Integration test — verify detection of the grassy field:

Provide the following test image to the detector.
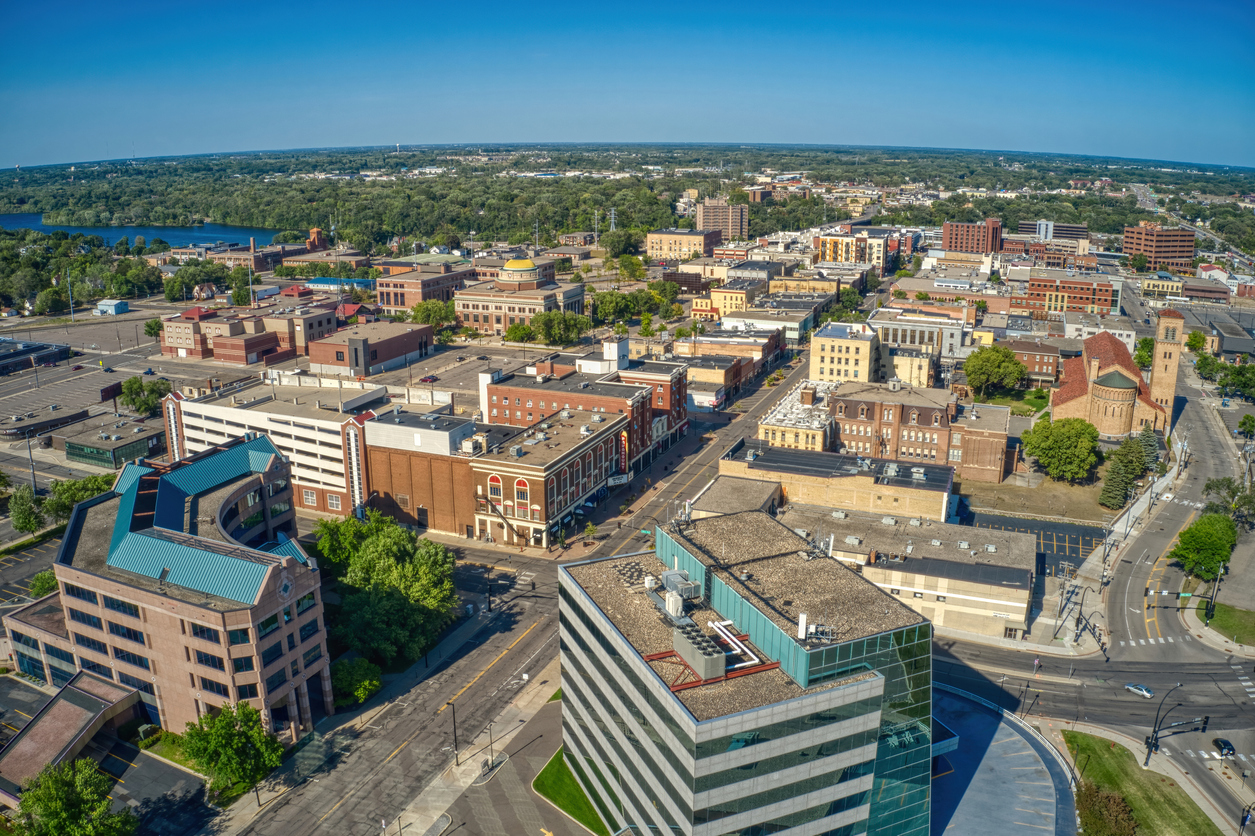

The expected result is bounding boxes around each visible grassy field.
[532,747,610,836]
[1064,731,1223,836]
[1198,600,1255,645]
[980,387,1050,416]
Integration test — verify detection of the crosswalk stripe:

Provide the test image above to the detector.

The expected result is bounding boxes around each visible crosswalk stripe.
[1167,637,1174,643]
[1161,748,1170,756]
[1120,640,1126,647]
[1139,639,1146,645]
[1185,635,1192,642]
[1240,754,1249,762]
[1201,751,1210,759]
[1188,750,1196,757]
[1158,637,1165,644]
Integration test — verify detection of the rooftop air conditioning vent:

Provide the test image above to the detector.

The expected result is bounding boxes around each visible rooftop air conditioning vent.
[957,540,970,550]
[832,510,847,519]
[930,539,942,546]
[844,535,861,546]
[909,518,922,527]
[881,517,896,526]
[985,544,997,553]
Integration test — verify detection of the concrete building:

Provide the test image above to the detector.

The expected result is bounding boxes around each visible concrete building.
[1017,220,1088,241]
[867,308,969,371]
[560,512,933,836]
[721,309,814,348]
[695,197,749,241]
[1049,313,1181,437]
[677,258,744,283]
[941,220,1002,254]
[51,415,166,469]
[814,231,894,272]
[1063,313,1137,353]
[757,381,839,452]
[672,329,783,373]
[1122,222,1195,273]
[647,229,722,260]
[1140,271,1184,303]
[307,321,433,377]
[453,258,585,336]
[1008,269,1119,316]
[811,322,880,383]
[1181,277,1231,304]
[3,436,331,741]
[543,246,593,264]
[720,445,954,522]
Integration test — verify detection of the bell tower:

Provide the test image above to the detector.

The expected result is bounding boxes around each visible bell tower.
[1149,309,1183,412]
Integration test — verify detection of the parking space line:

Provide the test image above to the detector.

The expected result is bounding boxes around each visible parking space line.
[2,723,19,732]
[106,752,137,769]
[12,710,31,719]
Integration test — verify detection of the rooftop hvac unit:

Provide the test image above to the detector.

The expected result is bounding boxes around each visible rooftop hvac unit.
[675,580,701,600]
[539,423,552,430]
[844,535,861,546]
[832,510,847,519]
[985,544,997,553]
[579,425,591,435]
[912,471,926,481]
[957,540,970,550]
[536,432,548,441]
[909,518,922,527]
[590,414,603,423]
[644,575,659,591]
[881,517,896,526]
[560,410,572,419]
[930,539,942,546]
[509,444,523,457]
[578,381,590,389]
[911,467,925,474]
[665,590,685,618]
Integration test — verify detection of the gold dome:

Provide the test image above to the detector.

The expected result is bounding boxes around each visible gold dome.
[503,258,537,271]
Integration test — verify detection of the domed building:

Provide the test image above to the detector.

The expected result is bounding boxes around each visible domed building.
[1049,310,1181,437]
[454,255,586,336]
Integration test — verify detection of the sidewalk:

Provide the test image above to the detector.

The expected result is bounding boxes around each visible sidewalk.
[1038,717,1245,835]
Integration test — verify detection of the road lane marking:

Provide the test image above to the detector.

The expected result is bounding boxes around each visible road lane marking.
[1120,641,1126,647]
[438,620,540,713]
[1167,637,1173,642]
[1139,639,1145,645]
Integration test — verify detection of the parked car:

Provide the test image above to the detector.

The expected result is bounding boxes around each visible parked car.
[455,356,466,361]
[1214,738,1235,757]
[1124,683,1154,699]
[419,375,438,383]
[476,355,489,361]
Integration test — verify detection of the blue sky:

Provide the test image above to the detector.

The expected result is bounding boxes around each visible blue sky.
[2,0,1253,169]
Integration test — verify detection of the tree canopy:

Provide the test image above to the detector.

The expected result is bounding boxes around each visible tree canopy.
[409,300,455,327]
[41,474,117,523]
[1021,417,1099,483]
[119,376,172,416]
[963,345,1026,399]
[9,484,43,534]
[1170,513,1237,580]
[1132,337,1154,368]
[13,758,137,836]
[182,702,283,792]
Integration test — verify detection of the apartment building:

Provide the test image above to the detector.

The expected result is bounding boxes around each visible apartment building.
[646,228,722,260]
[758,380,839,451]
[1003,339,1061,384]
[814,231,893,271]
[560,512,932,836]
[163,380,377,517]
[3,436,330,741]
[1007,268,1118,316]
[867,307,968,369]
[1122,222,1195,272]
[307,321,433,377]
[941,220,1002,254]
[885,347,935,388]
[690,278,768,321]
[811,322,880,383]
[682,354,756,412]
[1016,220,1089,241]
[1063,312,1137,353]
[694,197,749,241]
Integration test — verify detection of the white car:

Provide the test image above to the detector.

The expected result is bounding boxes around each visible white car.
[1124,683,1154,699]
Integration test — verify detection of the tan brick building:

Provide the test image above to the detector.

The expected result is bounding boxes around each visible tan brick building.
[810,322,879,383]
[1122,222,1195,272]
[646,229,722,260]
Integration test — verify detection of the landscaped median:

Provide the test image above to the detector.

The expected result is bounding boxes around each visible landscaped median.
[1063,730,1223,836]
[532,746,612,836]
[1197,599,1255,646]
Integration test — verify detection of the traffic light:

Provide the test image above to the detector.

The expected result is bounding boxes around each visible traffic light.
[1202,716,1210,732]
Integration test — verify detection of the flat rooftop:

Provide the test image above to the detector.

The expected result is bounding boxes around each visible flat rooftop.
[477,410,629,467]
[492,371,647,401]
[831,380,954,410]
[814,322,875,341]
[952,403,1010,433]
[759,380,840,430]
[314,321,430,345]
[55,415,164,450]
[743,444,954,494]
[565,549,880,721]
[690,476,779,515]
[187,380,389,424]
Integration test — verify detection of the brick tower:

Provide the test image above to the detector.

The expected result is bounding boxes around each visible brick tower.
[1149,309,1183,412]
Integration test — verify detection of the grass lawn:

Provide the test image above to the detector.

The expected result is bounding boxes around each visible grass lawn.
[532,747,610,836]
[979,387,1050,416]
[1197,599,1255,646]
[956,460,1108,522]
[547,687,563,703]
[1064,731,1223,836]
[146,732,198,773]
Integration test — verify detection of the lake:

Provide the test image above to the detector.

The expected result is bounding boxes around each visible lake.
[0,213,279,248]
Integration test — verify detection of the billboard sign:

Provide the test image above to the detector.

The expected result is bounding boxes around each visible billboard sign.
[100,382,123,402]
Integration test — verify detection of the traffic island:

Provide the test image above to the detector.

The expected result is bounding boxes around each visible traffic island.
[532,747,611,836]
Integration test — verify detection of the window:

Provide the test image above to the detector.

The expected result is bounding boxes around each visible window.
[104,596,140,618]
[229,628,250,646]
[233,656,255,673]
[335,351,345,361]
[108,622,145,645]
[291,660,300,677]
[195,650,225,671]
[937,595,947,602]
[287,633,297,651]
[265,669,288,694]
[327,495,341,511]
[191,624,220,644]
[74,633,108,654]
[257,614,280,639]
[913,592,923,599]
[113,647,150,670]
[890,589,901,595]
[303,490,316,506]
[200,677,230,698]
[118,672,154,694]
[80,658,112,679]
[44,644,74,665]
[238,683,259,700]
[68,608,103,630]
[261,642,284,666]
[296,592,316,615]
[300,619,320,643]
[63,583,98,605]
[303,644,323,666]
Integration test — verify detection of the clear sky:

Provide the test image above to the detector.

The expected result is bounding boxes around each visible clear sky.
[2,0,1253,169]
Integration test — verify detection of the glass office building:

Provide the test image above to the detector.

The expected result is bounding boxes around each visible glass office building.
[559,510,931,836]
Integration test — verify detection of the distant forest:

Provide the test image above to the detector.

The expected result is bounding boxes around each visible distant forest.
[1,144,1253,254]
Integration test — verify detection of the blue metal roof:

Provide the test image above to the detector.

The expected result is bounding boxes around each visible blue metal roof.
[160,435,280,497]
[110,531,269,606]
[110,464,153,555]
[258,538,308,565]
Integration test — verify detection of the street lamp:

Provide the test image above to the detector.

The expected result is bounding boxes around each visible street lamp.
[447,701,459,766]
[1145,683,1183,767]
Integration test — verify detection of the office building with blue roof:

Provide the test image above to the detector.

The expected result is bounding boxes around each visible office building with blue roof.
[2,434,332,742]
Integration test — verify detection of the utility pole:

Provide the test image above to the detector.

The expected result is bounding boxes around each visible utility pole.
[609,207,616,232]
[447,701,459,766]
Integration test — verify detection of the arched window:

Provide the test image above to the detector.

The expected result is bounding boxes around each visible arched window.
[515,478,529,504]
[488,474,502,499]
[547,477,556,513]
[573,461,583,494]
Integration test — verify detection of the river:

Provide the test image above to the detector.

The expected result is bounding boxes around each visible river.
[0,213,279,248]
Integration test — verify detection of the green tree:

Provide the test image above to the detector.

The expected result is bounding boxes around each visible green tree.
[29,569,58,598]
[313,510,395,577]
[668,303,685,319]
[1201,476,1255,525]
[1021,417,1100,483]
[12,758,137,836]
[182,703,283,792]
[409,300,455,327]
[435,330,454,345]
[33,287,67,315]
[599,230,641,259]
[914,291,930,301]
[335,585,433,665]
[1132,337,1154,368]
[975,300,988,312]
[1240,414,1255,439]
[638,311,654,337]
[0,469,10,495]
[1098,459,1131,509]
[963,345,1027,399]
[674,326,691,340]
[891,289,907,299]
[330,657,383,707]
[1185,329,1206,352]
[230,285,250,307]
[646,280,681,306]
[1129,252,1149,272]
[143,318,163,342]
[1170,513,1237,580]
[838,287,862,312]
[504,323,535,342]
[618,255,646,281]
[592,290,634,324]
[9,485,44,534]
[613,321,628,337]
[41,474,117,524]
[1138,424,1159,464]
[118,376,172,417]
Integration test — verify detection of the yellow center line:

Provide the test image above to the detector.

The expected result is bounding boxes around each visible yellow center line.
[318,797,347,823]
[438,620,540,714]
[1145,510,1194,638]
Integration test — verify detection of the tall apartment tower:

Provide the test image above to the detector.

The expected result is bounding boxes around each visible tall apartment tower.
[695,197,749,241]
[1149,309,1183,411]
[941,219,1002,254]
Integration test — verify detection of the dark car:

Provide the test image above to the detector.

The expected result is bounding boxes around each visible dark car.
[455,356,466,361]
[142,368,154,375]
[1214,738,1235,757]
[476,355,489,361]
[419,375,438,383]
[101,367,113,373]
[71,364,83,370]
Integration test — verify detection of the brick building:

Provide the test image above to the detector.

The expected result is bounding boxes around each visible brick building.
[810,322,880,383]
[941,219,1003,254]
[3,436,331,742]
[1003,339,1061,384]
[375,264,476,316]
[1122,222,1195,272]
[1008,270,1118,316]
[453,258,584,336]
[307,321,433,377]
[813,231,893,271]
[646,229,722,260]
[694,197,749,242]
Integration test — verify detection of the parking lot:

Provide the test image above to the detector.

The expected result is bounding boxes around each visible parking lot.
[95,738,216,832]
[0,676,51,747]
[0,537,59,604]
[970,513,1106,576]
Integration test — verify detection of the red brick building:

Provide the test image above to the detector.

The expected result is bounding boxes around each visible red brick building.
[1002,339,1061,384]
[1122,222,1195,272]
[1008,272,1117,316]
[942,219,1003,254]
[307,321,433,377]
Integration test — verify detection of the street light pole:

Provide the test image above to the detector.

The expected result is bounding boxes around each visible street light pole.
[447,701,459,766]
[1145,683,1183,767]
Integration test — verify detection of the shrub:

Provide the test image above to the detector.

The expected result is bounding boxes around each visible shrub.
[137,731,163,749]
[331,657,383,707]
[1075,780,1138,836]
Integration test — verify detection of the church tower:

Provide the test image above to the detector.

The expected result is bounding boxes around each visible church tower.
[1149,309,1183,413]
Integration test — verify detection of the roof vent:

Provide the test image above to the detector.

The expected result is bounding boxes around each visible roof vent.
[881,516,896,526]
[844,535,861,546]
[908,518,922,527]
[957,540,970,550]
[985,544,997,553]
[930,539,942,546]
[831,510,847,519]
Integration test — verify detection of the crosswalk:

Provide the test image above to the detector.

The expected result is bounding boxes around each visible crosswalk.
[1119,635,1190,647]
[1183,750,1249,761]
[1233,663,1255,700]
